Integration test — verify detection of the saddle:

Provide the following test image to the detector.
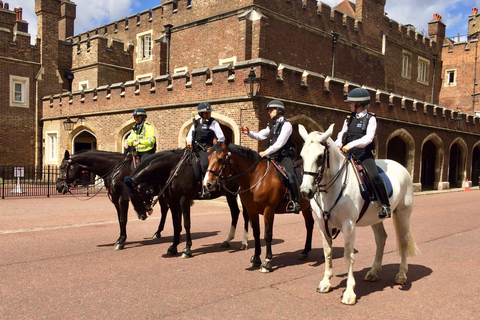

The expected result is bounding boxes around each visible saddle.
[189,151,204,183]
[271,159,303,187]
[352,159,393,201]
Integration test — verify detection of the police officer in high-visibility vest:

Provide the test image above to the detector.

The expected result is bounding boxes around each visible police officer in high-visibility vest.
[186,102,225,174]
[335,88,391,219]
[241,100,301,213]
[124,108,156,162]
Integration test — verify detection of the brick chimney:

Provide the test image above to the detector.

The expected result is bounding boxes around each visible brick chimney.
[469,7,480,38]
[14,7,29,33]
[428,13,446,43]
[59,0,76,40]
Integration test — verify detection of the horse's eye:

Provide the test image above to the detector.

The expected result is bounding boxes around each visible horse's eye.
[218,158,224,163]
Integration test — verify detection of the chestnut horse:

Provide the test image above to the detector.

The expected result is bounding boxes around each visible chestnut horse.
[298,124,419,304]
[204,141,315,272]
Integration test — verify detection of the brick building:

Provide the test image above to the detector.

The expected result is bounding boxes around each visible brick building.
[2,0,480,191]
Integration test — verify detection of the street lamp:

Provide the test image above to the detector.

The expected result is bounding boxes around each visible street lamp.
[454,114,463,130]
[63,116,85,131]
[244,67,261,97]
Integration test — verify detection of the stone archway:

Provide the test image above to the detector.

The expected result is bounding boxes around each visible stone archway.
[386,128,415,177]
[448,138,467,188]
[289,115,324,160]
[471,142,480,186]
[71,128,97,184]
[420,133,444,190]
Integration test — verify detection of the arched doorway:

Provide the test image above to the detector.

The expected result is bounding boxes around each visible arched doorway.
[387,136,407,167]
[72,129,97,184]
[448,143,463,188]
[421,140,436,190]
[472,146,480,186]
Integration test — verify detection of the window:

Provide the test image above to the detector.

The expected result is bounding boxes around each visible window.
[417,57,429,84]
[79,80,89,91]
[445,69,457,86]
[402,51,412,79]
[137,30,153,62]
[9,75,29,108]
[47,132,58,162]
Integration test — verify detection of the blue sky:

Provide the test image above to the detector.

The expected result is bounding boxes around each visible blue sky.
[12,0,480,43]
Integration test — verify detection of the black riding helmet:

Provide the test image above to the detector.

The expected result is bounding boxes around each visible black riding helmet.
[133,108,147,118]
[197,102,213,116]
[265,100,285,115]
[344,88,371,106]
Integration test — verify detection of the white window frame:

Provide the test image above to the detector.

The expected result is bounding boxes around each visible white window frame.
[219,56,237,66]
[10,75,29,108]
[417,57,429,85]
[136,30,153,63]
[79,80,89,91]
[402,51,412,79]
[46,132,58,163]
[444,69,457,86]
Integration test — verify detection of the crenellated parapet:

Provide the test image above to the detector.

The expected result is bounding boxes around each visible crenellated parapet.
[0,3,38,61]
[42,58,480,134]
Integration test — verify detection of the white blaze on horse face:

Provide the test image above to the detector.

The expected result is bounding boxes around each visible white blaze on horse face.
[300,133,323,196]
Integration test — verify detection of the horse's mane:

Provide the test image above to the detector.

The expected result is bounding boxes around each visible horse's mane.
[75,149,123,156]
[134,148,184,171]
[211,143,261,161]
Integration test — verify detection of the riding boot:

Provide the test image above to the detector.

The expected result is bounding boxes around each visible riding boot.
[374,181,391,219]
[286,173,301,214]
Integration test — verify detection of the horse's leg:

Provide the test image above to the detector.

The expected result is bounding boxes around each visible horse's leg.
[181,197,193,258]
[240,202,249,250]
[364,222,387,282]
[153,197,169,239]
[299,206,315,260]
[341,221,357,305]
[249,212,262,268]
[114,197,129,250]
[311,210,334,293]
[221,193,241,248]
[260,208,275,273]
[167,201,182,256]
[392,209,418,285]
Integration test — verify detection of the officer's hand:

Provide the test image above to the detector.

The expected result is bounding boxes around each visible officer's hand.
[240,126,250,134]
[259,151,267,157]
[342,145,351,153]
[124,140,130,149]
[186,142,192,148]
[133,141,140,147]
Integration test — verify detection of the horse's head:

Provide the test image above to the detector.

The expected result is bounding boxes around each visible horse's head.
[124,175,157,220]
[56,150,81,194]
[204,141,232,192]
[298,124,334,199]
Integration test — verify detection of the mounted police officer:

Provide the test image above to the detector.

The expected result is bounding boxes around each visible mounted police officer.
[186,102,225,178]
[124,108,156,163]
[241,100,300,213]
[335,88,391,219]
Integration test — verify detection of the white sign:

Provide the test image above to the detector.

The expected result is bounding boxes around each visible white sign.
[13,167,25,178]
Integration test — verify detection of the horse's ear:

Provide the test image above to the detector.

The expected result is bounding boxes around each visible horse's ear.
[64,150,70,159]
[298,124,309,142]
[325,124,335,138]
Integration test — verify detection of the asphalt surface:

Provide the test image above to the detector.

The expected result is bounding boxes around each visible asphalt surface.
[0,189,479,319]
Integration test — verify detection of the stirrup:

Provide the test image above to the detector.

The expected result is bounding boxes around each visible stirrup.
[286,200,300,213]
[378,205,391,219]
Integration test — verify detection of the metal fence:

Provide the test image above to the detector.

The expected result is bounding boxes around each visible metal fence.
[1,165,105,199]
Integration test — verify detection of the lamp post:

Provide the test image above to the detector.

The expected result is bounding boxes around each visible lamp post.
[63,116,85,131]
[244,67,261,97]
[454,114,463,130]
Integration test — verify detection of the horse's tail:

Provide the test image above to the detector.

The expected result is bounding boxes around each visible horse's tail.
[392,213,420,257]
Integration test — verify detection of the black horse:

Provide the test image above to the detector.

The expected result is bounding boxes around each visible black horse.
[56,149,169,250]
[124,148,250,258]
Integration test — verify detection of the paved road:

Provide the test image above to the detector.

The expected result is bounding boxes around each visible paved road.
[0,190,479,319]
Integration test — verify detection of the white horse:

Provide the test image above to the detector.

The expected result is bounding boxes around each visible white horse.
[298,124,419,305]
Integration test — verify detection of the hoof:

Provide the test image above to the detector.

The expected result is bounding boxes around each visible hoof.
[240,243,249,250]
[250,255,261,268]
[316,285,331,293]
[137,214,147,221]
[298,253,309,260]
[395,274,407,285]
[260,259,272,273]
[152,232,161,239]
[341,293,357,305]
[114,243,124,250]
[167,246,178,256]
[364,273,378,282]
[181,248,193,258]
[220,241,231,248]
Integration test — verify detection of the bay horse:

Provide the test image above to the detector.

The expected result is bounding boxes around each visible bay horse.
[298,124,419,305]
[203,141,315,272]
[56,149,169,250]
[124,148,250,258]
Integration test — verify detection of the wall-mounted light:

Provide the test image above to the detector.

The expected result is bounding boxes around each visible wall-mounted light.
[454,113,463,130]
[63,116,85,131]
[244,67,261,97]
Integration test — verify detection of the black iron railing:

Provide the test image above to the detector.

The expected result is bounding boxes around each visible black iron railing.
[1,165,105,199]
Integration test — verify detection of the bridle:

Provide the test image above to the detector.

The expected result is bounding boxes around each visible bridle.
[302,141,330,190]
[206,149,268,195]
